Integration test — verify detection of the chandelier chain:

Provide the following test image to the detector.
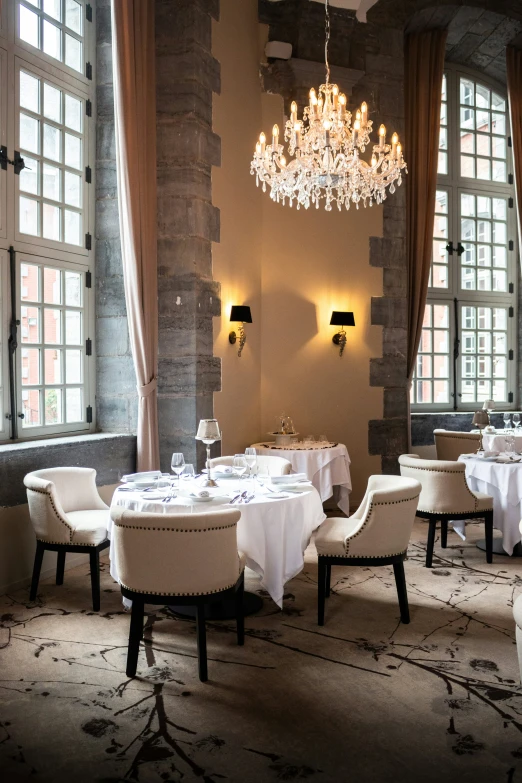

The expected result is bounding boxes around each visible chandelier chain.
[324,0,330,85]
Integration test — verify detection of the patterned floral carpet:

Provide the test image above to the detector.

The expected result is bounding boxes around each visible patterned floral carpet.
[1,520,521,783]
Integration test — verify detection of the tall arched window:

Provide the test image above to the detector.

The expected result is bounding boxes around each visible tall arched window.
[411,66,517,411]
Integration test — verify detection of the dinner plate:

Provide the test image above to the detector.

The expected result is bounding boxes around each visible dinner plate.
[265,492,289,499]
[140,491,168,500]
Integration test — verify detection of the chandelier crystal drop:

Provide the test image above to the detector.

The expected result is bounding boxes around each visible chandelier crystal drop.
[250,0,407,211]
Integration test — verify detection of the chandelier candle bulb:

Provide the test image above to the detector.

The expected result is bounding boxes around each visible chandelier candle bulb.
[259,132,266,154]
[371,153,377,167]
[396,143,402,159]
[256,141,261,156]
[332,84,339,109]
[294,122,301,148]
[272,124,279,147]
[291,101,297,123]
[339,93,346,117]
[379,124,386,149]
[361,101,367,126]
[391,132,398,158]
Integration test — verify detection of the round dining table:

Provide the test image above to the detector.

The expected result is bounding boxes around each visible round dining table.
[458,453,522,555]
[251,441,351,514]
[108,477,326,609]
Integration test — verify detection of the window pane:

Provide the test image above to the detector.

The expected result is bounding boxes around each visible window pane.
[20,113,40,154]
[43,0,61,21]
[476,84,490,109]
[476,158,491,180]
[43,163,61,201]
[22,389,41,426]
[21,348,40,385]
[493,160,506,182]
[20,6,39,48]
[21,264,40,301]
[43,20,61,61]
[64,210,80,245]
[64,171,81,207]
[492,113,505,134]
[43,267,61,304]
[66,387,82,422]
[45,348,62,384]
[65,0,82,34]
[20,196,39,235]
[65,94,82,132]
[45,388,63,425]
[65,310,81,344]
[65,270,81,305]
[66,349,82,383]
[44,307,61,343]
[21,305,40,342]
[460,131,474,154]
[20,157,39,195]
[65,34,82,72]
[43,123,61,162]
[43,82,61,123]
[461,155,475,178]
[20,71,40,113]
[460,78,474,106]
[64,133,81,169]
[42,203,61,241]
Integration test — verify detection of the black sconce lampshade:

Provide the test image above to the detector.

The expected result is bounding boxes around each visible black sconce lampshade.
[230,305,252,323]
[330,310,355,327]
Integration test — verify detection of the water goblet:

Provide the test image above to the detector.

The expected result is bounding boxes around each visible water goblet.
[504,413,512,430]
[182,464,195,481]
[513,413,521,432]
[171,452,185,488]
[505,435,516,459]
[233,454,247,480]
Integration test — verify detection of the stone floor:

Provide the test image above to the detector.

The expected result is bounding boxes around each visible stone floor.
[1,520,521,783]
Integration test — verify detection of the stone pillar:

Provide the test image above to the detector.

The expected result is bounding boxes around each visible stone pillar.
[95,0,137,433]
[155,0,222,471]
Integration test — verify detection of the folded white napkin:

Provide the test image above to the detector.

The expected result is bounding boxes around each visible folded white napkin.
[272,473,308,484]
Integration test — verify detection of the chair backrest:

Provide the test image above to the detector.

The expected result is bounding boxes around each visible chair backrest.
[24,467,108,543]
[434,429,480,461]
[399,453,479,515]
[210,455,292,476]
[111,506,243,596]
[345,475,421,558]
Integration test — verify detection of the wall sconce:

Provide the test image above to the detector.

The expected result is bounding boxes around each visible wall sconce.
[330,311,355,357]
[229,305,252,357]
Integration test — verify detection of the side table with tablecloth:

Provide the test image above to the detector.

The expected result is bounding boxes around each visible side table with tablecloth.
[251,442,351,515]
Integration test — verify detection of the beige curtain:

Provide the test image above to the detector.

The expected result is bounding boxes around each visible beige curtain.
[404,28,448,381]
[111,0,159,471]
[507,47,522,244]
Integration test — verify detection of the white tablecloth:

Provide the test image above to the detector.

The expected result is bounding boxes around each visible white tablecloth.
[459,455,522,554]
[251,442,351,515]
[109,479,326,608]
[483,432,522,453]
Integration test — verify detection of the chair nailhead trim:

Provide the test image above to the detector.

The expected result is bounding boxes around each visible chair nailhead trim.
[345,494,420,555]
[113,522,238,533]
[417,507,493,514]
[320,549,407,559]
[36,537,105,547]
[120,575,242,597]
[28,486,73,543]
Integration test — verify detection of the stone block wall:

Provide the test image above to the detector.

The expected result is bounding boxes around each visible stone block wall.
[95,0,137,434]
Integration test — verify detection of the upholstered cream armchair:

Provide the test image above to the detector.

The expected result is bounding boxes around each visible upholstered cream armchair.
[315,475,421,626]
[210,455,292,476]
[399,454,494,567]
[434,429,480,461]
[24,467,110,610]
[111,506,245,681]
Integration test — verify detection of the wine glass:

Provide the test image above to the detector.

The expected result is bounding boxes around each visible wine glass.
[505,434,516,459]
[182,464,195,481]
[233,454,247,479]
[503,413,512,430]
[171,452,185,487]
[513,413,521,432]
[245,447,257,487]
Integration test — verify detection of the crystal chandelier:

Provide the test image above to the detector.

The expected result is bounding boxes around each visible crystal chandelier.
[250,0,407,211]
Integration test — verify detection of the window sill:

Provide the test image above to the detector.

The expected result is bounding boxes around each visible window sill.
[0,432,137,508]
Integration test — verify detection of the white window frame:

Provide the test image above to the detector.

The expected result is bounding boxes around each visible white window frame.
[0,0,95,442]
[412,64,518,412]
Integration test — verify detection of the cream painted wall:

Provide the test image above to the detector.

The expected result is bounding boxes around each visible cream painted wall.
[260,95,383,503]
[212,0,263,456]
[213,0,384,505]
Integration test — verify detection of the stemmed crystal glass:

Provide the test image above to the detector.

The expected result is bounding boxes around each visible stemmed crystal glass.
[233,454,247,480]
[171,453,185,488]
[182,464,195,481]
[513,413,521,432]
[503,413,512,431]
[245,447,257,486]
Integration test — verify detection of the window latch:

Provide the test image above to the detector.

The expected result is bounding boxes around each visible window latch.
[456,242,464,256]
[0,147,26,175]
[446,241,454,256]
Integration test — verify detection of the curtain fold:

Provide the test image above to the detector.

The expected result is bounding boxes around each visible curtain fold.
[404,28,448,382]
[111,0,159,471]
[507,47,522,245]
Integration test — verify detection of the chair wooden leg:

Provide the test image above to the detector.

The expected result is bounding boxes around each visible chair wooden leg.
[484,511,493,564]
[30,541,45,601]
[236,573,245,646]
[440,519,448,549]
[426,519,437,568]
[89,549,101,612]
[126,599,144,677]
[318,558,326,626]
[326,564,332,598]
[196,604,208,682]
[56,551,66,585]
[393,561,410,624]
